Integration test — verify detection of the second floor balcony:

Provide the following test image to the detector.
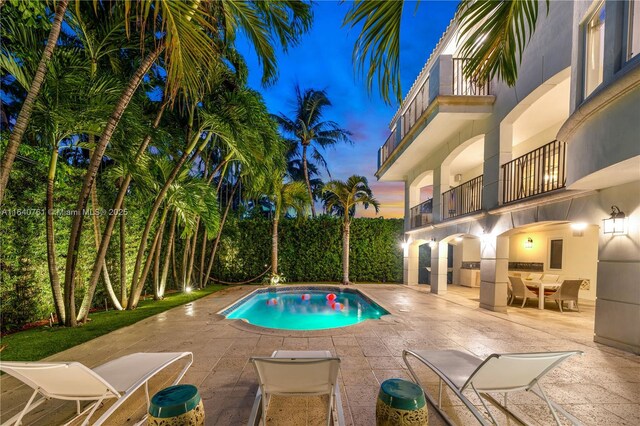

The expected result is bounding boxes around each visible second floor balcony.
[377,57,494,176]
[410,198,433,229]
[442,175,483,220]
[502,140,567,204]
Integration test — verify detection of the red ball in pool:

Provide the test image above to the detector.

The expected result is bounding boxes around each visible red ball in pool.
[326,293,337,302]
[301,293,311,301]
[266,298,278,306]
[333,302,343,311]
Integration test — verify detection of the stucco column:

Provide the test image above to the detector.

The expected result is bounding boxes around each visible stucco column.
[479,234,509,312]
[430,241,448,294]
[432,165,449,223]
[404,242,420,286]
[484,125,511,209]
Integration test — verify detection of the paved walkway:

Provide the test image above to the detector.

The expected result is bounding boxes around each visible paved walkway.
[1,284,638,425]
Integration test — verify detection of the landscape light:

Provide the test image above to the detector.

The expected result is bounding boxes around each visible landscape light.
[185,286,193,293]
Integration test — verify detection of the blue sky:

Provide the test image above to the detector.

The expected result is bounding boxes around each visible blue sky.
[237,1,459,218]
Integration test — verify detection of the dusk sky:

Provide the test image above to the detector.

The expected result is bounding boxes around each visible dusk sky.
[237,1,460,218]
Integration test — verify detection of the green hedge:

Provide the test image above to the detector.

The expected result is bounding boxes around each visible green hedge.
[213,217,404,283]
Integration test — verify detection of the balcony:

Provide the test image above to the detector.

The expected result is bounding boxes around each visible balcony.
[409,198,433,229]
[442,175,483,220]
[502,140,567,204]
[377,56,494,180]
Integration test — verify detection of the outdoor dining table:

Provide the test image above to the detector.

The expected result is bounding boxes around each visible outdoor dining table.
[524,280,560,310]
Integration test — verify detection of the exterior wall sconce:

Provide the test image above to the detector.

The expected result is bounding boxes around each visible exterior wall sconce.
[455,236,463,242]
[429,238,437,248]
[603,206,627,235]
[524,237,534,249]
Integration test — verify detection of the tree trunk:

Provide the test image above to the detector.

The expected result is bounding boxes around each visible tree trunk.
[128,132,212,308]
[160,210,177,298]
[63,46,163,326]
[187,219,200,288]
[0,0,69,205]
[153,212,167,300]
[76,100,168,323]
[119,199,127,306]
[128,207,167,309]
[181,238,191,291]
[342,220,350,285]
[199,230,207,288]
[272,216,279,275]
[171,221,179,289]
[45,145,65,324]
[204,179,240,284]
[301,144,316,217]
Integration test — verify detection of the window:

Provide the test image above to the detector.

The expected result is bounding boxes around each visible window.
[549,239,563,270]
[628,0,640,60]
[584,1,606,97]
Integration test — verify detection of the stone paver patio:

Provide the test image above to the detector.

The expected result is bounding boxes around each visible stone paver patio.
[1,284,638,425]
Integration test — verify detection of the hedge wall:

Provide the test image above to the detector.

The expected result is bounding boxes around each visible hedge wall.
[213,217,404,283]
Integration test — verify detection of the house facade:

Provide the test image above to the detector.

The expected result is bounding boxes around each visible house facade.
[377,0,640,354]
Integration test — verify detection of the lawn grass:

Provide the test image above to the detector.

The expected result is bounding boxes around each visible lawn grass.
[0,285,227,361]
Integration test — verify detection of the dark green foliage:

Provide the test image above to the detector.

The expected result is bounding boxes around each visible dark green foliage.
[214,216,403,283]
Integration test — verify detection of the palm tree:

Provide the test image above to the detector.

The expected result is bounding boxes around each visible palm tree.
[275,86,352,217]
[0,0,69,205]
[63,0,313,325]
[342,0,547,104]
[270,180,309,275]
[323,176,379,285]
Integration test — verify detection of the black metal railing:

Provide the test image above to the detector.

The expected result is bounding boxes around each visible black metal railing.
[501,140,567,204]
[453,58,491,96]
[442,175,483,220]
[409,198,433,229]
[401,78,430,139]
[378,133,395,168]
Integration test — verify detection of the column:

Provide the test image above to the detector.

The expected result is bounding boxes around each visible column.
[430,241,448,294]
[404,243,420,286]
[479,234,509,312]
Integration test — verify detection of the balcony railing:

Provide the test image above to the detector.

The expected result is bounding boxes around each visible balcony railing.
[442,175,483,220]
[453,58,491,96]
[402,78,429,139]
[378,132,395,168]
[409,198,433,229]
[501,140,567,204]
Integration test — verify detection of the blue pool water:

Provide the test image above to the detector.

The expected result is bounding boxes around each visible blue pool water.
[223,287,389,330]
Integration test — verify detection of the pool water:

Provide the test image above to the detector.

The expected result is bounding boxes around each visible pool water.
[223,287,389,330]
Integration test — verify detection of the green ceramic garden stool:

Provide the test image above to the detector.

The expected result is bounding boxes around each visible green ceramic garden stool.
[376,379,428,425]
[147,384,204,426]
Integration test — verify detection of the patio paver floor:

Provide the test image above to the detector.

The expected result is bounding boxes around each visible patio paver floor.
[1,284,638,425]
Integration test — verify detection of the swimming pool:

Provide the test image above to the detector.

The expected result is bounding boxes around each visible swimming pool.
[220,286,389,330]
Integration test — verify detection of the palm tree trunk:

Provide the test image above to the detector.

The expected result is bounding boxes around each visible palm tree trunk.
[342,220,350,285]
[128,132,212,308]
[187,218,200,288]
[0,0,69,205]
[181,238,191,291]
[171,222,179,289]
[76,100,168,323]
[153,212,167,300]
[45,145,65,325]
[199,230,207,287]
[204,179,240,285]
[63,45,163,326]
[119,199,127,306]
[301,144,316,217]
[272,216,279,275]
[128,207,168,309]
[160,210,177,298]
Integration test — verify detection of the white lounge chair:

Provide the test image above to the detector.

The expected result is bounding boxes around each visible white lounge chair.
[0,352,193,426]
[402,349,583,426]
[248,350,344,426]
